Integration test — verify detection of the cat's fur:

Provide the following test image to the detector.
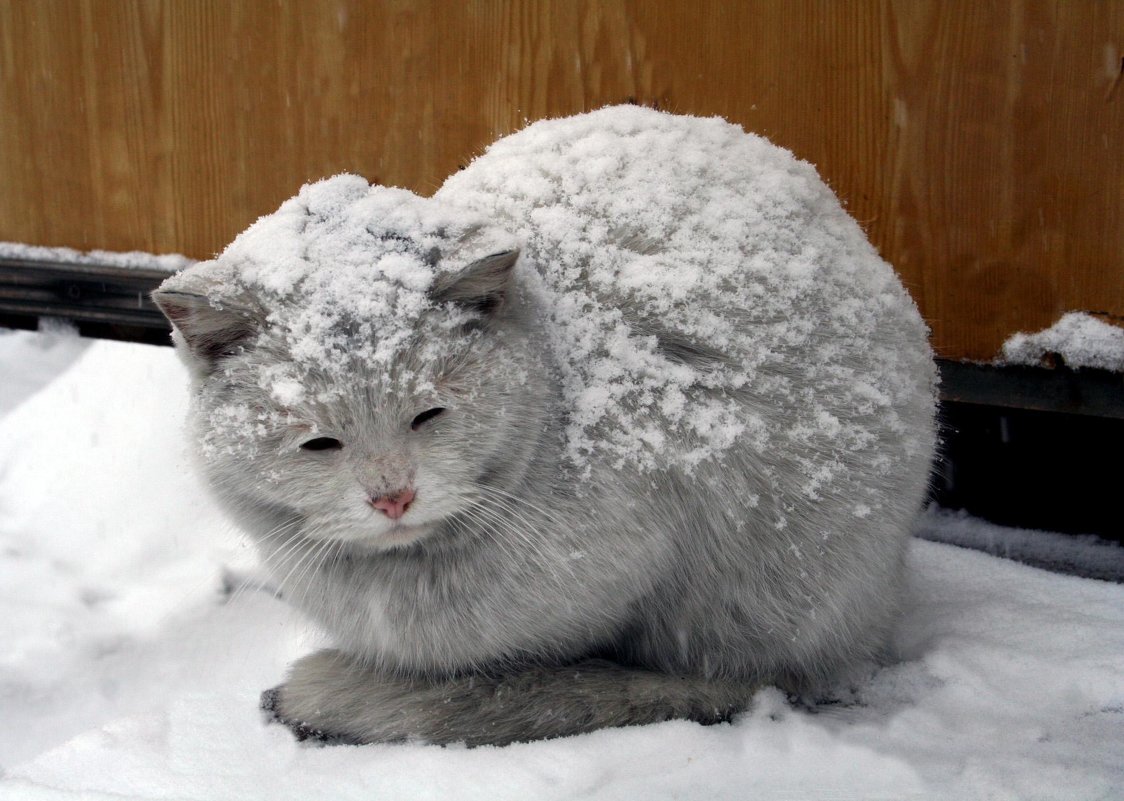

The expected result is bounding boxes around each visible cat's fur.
[154,106,936,746]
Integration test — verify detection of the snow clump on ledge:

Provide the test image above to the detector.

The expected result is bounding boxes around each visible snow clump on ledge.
[0,240,194,273]
[1001,311,1124,372]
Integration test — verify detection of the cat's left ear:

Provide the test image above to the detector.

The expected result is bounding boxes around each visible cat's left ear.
[431,249,520,316]
[152,269,261,374]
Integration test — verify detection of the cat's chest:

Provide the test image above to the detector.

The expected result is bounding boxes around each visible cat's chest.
[303,546,546,667]
[296,514,653,671]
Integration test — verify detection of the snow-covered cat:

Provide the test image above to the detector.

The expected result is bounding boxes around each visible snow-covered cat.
[154,106,936,746]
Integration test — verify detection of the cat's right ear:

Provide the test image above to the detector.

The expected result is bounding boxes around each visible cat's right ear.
[152,279,260,373]
[431,249,520,317]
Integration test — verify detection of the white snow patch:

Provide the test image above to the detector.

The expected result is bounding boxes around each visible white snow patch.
[0,240,194,273]
[1001,311,1124,372]
[0,333,1121,799]
[258,364,306,406]
[0,323,89,416]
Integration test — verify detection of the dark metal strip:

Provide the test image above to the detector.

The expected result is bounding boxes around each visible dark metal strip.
[938,360,1124,420]
[0,256,172,330]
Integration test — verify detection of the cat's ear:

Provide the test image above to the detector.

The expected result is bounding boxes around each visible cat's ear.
[431,249,520,316]
[153,277,260,372]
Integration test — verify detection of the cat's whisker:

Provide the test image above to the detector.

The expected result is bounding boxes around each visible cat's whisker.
[224,516,305,605]
[453,504,523,557]
[458,499,572,585]
[449,483,547,533]
[466,502,553,569]
[285,533,338,609]
[272,531,335,603]
[473,500,579,582]
[454,506,553,584]
[469,489,542,532]
[259,525,314,574]
[467,491,572,576]
[254,517,304,551]
[474,483,563,525]
[262,527,327,599]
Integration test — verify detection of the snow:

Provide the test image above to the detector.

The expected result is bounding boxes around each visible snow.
[1,328,1121,800]
[1001,312,1124,372]
[0,321,89,416]
[0,241,193,273]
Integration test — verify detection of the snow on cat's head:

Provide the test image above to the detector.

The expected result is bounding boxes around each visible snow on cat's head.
[153,175,549,550]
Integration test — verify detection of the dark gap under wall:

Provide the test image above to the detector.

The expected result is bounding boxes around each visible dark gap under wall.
[932,402,1122,543]
[0,311,172,348]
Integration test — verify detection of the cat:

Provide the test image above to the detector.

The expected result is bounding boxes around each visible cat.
[153,105,936,746]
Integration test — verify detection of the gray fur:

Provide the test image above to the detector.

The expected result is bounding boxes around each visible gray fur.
[267,650,753,746]
[154,109,936,747]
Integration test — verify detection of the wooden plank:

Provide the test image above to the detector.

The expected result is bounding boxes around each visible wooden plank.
[0,1,1121,361]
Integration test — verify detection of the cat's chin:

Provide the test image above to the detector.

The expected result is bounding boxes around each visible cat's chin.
[364,522,435,551]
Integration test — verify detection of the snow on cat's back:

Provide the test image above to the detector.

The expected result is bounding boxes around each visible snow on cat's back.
[437,104,935,482]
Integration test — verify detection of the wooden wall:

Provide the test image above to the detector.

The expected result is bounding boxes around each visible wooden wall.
[0,0,1120,361]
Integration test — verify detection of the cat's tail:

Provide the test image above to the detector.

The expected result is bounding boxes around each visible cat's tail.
[264,649,759,746]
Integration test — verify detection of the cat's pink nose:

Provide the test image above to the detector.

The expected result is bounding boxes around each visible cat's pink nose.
[368,488,416,520]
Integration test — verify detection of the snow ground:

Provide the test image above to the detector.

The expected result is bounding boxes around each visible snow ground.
[0,328,1120,801]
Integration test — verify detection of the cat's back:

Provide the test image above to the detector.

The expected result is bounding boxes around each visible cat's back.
[438,106,934,477]
[437,104,899,332]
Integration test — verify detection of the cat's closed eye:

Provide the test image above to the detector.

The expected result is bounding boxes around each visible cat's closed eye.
[410,408,445,431]
[300,437,343,451]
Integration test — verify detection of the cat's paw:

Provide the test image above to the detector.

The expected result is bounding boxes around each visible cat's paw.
[261,649,433,745]
[260,685,355,745]
[260,650,379,744]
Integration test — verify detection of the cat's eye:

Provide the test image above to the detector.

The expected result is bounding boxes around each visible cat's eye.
[300,437,343,452]
[410,407,446,431]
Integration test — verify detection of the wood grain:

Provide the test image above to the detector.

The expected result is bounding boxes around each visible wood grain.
[0,0,1120,360]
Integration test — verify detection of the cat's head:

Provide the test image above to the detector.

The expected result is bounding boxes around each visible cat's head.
[154,176,553,551]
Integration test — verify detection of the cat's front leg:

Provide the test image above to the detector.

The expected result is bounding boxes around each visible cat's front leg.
[263,648,758,746]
